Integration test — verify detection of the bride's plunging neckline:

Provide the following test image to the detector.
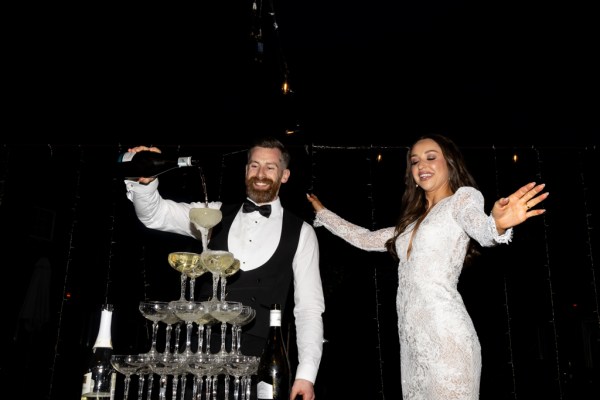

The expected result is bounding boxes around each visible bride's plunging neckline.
[405,194,453,260]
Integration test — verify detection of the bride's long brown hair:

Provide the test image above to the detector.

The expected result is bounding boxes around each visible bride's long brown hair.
[385,134,480,264]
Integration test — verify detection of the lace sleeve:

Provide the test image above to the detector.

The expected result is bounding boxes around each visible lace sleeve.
[453,187,513,247]
[313,209,393,252]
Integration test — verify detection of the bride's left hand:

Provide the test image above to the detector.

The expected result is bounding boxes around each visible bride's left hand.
[492,182,548,233]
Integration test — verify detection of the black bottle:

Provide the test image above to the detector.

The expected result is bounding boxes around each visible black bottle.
[81,304,116,399]
[116,151,200,179]
[256,304,291,400]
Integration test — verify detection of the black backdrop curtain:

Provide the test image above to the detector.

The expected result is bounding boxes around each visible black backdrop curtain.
[0,142,597,399]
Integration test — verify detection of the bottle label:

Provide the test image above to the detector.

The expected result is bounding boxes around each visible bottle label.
[81,371,114,398]
[81,372,93,395]
[257,381,274,399]
[110,372,116,400]
[119,152,135,162]
[177,156,192,167]
[270,310,282,327]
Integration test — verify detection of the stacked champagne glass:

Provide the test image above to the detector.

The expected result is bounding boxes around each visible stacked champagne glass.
[112,206,259,400]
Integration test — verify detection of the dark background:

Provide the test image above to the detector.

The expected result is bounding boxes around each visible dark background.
[1,142,598,400]
[7,1,598,146]
[2,1,599,399]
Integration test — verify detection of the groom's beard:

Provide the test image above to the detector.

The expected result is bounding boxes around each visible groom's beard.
[246,176,281,204]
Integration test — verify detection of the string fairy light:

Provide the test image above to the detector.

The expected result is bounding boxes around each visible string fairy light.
[492,144,518,398]
[534,146,563,396]
[48,144,83,398]
[366,145,387,398]
[579,147,599,328]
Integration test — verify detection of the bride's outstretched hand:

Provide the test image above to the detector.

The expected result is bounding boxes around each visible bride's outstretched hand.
[306,193,326,212]
[492,182,549,233]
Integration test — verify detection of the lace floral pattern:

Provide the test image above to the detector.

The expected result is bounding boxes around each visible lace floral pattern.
[314,186,512,400]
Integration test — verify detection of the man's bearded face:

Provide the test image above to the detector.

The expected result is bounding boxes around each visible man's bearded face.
[246,175,281,203]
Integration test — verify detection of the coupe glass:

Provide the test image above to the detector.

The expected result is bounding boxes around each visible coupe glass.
[168,251,204,301]
[139,301,171,359]
[161,307,181,356]
[129,353,153,400]
[207,301,242,356]
[200,250,236,302]
[110,354,138,400]
[148,353,186,400]
[186,353,212,400]
[170,300,209,358]
[229,306,256,356]
[189,207,223,251]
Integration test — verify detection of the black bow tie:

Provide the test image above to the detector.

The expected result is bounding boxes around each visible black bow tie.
[242,200,272,218]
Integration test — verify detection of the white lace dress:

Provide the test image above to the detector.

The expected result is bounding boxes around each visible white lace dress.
[314,186,512,400]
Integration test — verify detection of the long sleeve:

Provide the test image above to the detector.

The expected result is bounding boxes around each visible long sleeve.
[292,222,325,383]
[451,187,513,247]
[124,178,221,239]
[313,209,394,252]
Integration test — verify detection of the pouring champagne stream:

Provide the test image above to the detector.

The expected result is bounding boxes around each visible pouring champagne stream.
[189,167,223,250]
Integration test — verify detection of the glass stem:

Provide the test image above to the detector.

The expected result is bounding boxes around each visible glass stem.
[189,277,196,302]
[220,322,228,354]
[147,374,154,400]
[150,321,159,356]
[236,326,242,355]
[123,376,131,400]
[192,376,200,400]
[164,324,173,354]
[219,276,227,302]
[174,323,182,353]
[211,375,218,399]
[171,375,179,400]
[181,375,187,400]
[136,375,144,400]
[224,375,230,399]
[211,274,219,301]
[201,233,208,252]
[179,273,187,301]
[159,374,167,400]
[205,325,212,355]
[234,376,240,400]
[231,324,238,354]
[185,321,194,357]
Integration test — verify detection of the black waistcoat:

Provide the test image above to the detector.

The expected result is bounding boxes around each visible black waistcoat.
[199,203,303,355]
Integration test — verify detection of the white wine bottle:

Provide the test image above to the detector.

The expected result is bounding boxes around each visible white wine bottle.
[81,304,116,399]
[256,304,291,400]
[116,151,200,179]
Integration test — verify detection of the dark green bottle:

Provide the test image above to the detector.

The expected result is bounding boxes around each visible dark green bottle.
[81,304,116,399]
[116,151,200,179]
[256,304,291,399]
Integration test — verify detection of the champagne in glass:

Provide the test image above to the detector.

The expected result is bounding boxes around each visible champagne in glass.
[168,251,203,301]
[200,250,236,302]
[189,207,223,251]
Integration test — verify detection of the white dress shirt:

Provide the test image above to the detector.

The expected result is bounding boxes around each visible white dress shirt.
[125,178,325,383]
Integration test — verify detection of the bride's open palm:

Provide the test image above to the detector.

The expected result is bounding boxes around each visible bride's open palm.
[492,182,548,233]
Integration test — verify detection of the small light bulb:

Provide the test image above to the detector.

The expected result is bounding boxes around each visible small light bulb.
[513,154,518,163]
